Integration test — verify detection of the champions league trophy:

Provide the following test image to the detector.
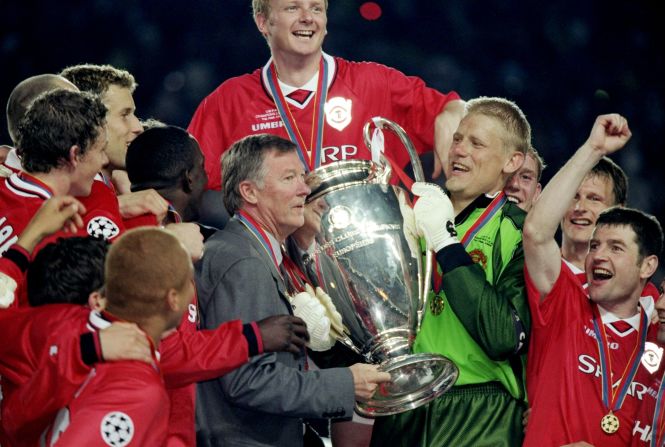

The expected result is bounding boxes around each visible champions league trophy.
[307,117,458,417]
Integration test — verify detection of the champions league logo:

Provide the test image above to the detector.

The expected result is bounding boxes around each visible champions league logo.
[100,411,134,447]
[87,216,120,240]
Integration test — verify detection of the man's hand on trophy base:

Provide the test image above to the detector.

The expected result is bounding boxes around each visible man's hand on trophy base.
[257,315,309,354]
[349,363,392,402]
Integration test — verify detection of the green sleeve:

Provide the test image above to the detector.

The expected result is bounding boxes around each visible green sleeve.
[439,243,530,361]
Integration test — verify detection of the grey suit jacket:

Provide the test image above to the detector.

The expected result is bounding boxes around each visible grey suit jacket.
[195,219,355,447]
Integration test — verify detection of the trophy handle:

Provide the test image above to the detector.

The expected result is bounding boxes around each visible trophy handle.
[362,117,433,331]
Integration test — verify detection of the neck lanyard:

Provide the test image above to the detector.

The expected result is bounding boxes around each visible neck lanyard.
[431,192,507,292]
[591,306,649,435]
[266,57,328,172]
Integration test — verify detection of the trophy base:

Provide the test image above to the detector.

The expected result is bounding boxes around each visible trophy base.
[355,353,458,418]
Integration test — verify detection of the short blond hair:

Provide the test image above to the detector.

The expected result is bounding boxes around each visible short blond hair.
[252,0,329,18]
[104,228,191,321]
[466,97,531,156]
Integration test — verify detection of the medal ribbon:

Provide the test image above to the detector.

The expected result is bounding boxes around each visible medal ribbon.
[236,211,281,274]
[592,307,649,413]
[651,372,665,447]
[282,254,313,293]
[431,192,507,292]
[266,57,328,172]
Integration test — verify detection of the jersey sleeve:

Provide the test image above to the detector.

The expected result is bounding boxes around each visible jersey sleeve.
[159,319,250,388]
[383,64,461,152]
[51,364,168,447]
[188,92,225,190]
[525,259,589,329]
[439,241,529,360]
[1,330,91,443]
[0,244,30,309]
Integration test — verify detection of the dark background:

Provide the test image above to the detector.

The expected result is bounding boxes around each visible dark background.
[2,0,664,275]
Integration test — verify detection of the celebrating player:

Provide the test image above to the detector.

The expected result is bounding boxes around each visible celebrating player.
[522,114,663,446]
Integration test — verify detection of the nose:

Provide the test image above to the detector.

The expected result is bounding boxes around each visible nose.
[299,8,313,22]
[298,176,311,197]
[450,140,468,158]
[505,174,520,192]
[130,114,143,135]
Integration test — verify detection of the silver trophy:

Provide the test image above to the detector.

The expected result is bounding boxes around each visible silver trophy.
[307,117,458,417]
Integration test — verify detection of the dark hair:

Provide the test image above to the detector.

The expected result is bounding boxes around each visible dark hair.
[6,74,77,144]
[27,237,109,306]
[589,157,628,206]
[60,63,137,95]
[126,125,200,190]
[596,206,663,260]
[16,90,107,173]
[222,134,297,215]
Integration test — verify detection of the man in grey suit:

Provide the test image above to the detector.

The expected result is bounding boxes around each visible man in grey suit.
[195,133,391,447]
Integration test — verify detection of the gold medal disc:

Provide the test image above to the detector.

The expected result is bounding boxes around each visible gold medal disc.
[600,412,620,434]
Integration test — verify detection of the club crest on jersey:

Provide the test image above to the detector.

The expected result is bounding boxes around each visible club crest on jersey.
[87,216,120,240]
[641,341,664,374]
[468,249,488,270]
[100,411,134,447]
[324,97,352,131]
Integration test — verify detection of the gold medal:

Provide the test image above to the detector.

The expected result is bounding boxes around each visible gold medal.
[600,412,620,434]
[430,295,445,315]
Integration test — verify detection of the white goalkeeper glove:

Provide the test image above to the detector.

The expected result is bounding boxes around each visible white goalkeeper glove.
[412,182,459,252]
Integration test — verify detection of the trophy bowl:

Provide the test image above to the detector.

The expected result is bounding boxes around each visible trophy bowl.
[308,157,458,417]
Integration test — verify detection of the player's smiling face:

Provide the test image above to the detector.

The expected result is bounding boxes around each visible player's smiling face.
[256,0,327,60]
[561,174,615,247]
[102,85,143,170]
[585,224,645,312]
[444,113,522,202]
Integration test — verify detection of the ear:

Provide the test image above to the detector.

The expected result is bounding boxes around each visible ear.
[503,151,525,176]
[639,254,658,280]
[68,145,81,167]
[88,291,106,311]
[255,12,269,36]
[239,179,260,205]
[166,289,181,312]
[182,169,194,194]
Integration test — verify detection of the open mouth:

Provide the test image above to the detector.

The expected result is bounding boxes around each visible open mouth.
[570,218,592,226]
[506,195,521,204]
[451,162,470,174]
[591,268,613,281]
[293,30,315,39]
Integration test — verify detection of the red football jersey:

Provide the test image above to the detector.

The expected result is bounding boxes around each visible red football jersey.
[630,352,665,446]
[525,261,657,446]
[0,172,125,253]
[0,304,93,446]
[42,356,169,447]
[188,53,461,190]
